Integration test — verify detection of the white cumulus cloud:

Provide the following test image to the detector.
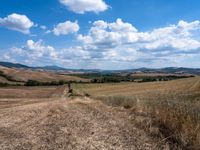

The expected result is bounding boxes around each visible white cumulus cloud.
[40,25,47,30]
[3,19,200,69]
[53,20,79,36]
[4,40,58,65]
[59,0,108,14]
[76,19,200,67]
[3,40,90,67]
[78,19,200,53]
[0,13,34,34]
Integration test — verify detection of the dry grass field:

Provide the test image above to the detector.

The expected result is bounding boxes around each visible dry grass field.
[0,77,199,149]
[0,85,169,150]
[73,77,200,96]
[0,86,59,99]
[130,73,194,77]
[0,66,89,83]
[0,76,20,85]
[73,77,200,149]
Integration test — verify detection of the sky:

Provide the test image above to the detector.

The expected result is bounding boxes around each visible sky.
[0,0,200,69]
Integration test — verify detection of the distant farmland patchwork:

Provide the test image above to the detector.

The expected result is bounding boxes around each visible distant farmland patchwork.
[0,64,199,149]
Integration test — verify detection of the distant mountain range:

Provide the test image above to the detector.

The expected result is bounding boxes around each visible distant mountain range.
[0,62,102,73]
[122,67,200,75]
[0,61,200,75]
[0,62,31,69]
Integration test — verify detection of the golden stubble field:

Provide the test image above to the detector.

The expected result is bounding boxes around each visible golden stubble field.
[73,76,200,96]
[73,77,200,149]
[0,77,199,149]
[0,85,169,149]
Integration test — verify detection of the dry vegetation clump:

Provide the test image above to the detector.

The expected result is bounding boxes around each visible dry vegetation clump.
[95,95,137,109]
[144,93,200,149]
[94,93,200,149]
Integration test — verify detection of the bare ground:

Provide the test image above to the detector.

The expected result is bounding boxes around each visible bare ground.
[0,86,168,150]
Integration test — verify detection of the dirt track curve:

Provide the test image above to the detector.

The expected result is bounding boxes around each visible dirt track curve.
[0,86,168,150]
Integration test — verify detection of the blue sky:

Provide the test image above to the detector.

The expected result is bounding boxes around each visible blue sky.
[0,0,200,69]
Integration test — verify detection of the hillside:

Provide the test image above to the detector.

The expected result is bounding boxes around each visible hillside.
[0,61,31,69]
[0,61,200,75]
[0,66,89,84]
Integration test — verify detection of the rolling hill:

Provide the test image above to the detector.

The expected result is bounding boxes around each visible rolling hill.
[0,66,89,84]
[0,61,199,85]
[0,61,200,75]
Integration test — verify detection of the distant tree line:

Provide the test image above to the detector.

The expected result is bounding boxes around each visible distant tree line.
[69,73,132,83]
[138,75,194,82]
[0,82,9,87]
[69,73,194,83]
[0,72,195,87]
[24,80,84,86]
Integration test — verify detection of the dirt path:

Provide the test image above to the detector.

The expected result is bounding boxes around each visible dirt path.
[0,86,168,150]
[0,97,169,150]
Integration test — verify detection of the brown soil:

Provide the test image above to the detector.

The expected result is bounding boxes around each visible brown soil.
[0,86,57,99]
[0,86,168,150]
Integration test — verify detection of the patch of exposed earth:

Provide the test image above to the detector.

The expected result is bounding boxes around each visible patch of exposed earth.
[0,96,169,150]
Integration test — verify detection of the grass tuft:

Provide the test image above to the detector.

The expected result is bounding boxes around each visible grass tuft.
[95,94,200,149]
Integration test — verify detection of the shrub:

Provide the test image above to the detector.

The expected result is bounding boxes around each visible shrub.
[0,82,9,87]
[96,95,137,109]
[25,80,41,86]
[25,80,77,86]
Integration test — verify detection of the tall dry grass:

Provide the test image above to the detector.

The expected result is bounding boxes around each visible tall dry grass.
[96,95,137,109]
[95,93,200,149]
[144,92,200,149]
[73,78,200,148]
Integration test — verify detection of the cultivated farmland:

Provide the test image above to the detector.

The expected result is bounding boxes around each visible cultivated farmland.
[0,77,199,149]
